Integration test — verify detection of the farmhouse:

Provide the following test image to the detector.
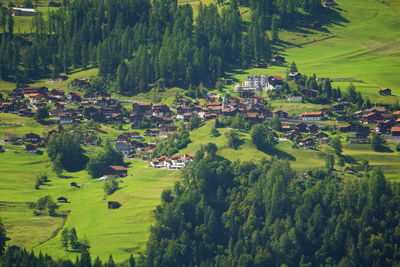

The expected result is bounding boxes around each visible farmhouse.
[379,88,392,96]
[57,197,68,203]
[11,7,38,16]
[23,132,41,143]
[301,111,325,121]
[103,166,128,177]
[108,201,121,209]
[391,127,400,137]
[298,138,316,149]
[273,55,285,64]
[25,144,38,153]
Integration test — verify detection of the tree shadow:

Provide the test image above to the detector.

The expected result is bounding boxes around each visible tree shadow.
[376,146,393,153]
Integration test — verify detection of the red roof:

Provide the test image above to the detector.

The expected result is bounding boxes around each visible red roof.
[108,166,127,171]
[302,111,324,116]
[391,127,400,132]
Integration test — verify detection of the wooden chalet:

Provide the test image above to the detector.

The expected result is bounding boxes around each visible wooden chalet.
[103,166,128,177]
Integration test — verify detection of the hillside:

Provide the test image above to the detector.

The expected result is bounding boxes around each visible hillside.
[0,0,399,264]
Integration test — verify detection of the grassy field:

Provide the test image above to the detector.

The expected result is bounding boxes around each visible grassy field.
[0,114,180,262]
[283,0,400,104]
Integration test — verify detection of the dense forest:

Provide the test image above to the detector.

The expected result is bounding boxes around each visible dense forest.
[141,143,400,267]
[0,0,325,93]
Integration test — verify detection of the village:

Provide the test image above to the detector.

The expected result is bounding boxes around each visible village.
[0,67,399,181]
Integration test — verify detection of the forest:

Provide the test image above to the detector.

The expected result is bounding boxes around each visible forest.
[0,0,324,93]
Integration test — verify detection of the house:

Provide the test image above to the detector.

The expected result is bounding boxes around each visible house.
[302,111,325,121]
[25,144,38,153]
[274,110,288,119]
[11,7,38,16]
[379,88,392,96]
[362,112,383,124]
[71,79,90,88]
[267,76,283,90]
[151,154,195,170]
[296,122,308,132]
[84,135,100,146]
[57,197,68,203]
[273,56,285,64]
[67,92,81,102]
[258,61,268,68]
[145,129,160,137]
[22,86,48,96]
[57,73,68,81]
[316,132,329,140]
[391,127,400,137]
[115,142,133,157]
[322,0,336,7]
[103,166,128,177]
[24,132,41,143]
[244,75,269,91]
[4,133,19,143]
[108,201,121,209]
[70,182,80,188]
[376,120,396,134]
[133,102,153,114]
[59,114,73,125]
[152,104,170,117]
[51,88,65,98]
[298,138,316,149]
[287,72,302,81]
[340,124,370,137]
[332,104,345,114]
[301,89,318,98]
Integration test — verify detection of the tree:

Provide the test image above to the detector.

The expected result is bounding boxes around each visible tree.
[271,15,279,41]
[104,178,119,195]
[129,254,136,267]
[210,126,220,137]
[216,80,224,91]
[226,130,241,150]
[69,227,79,250]
[60,228,69,251]
[106,255,116,267]
[371,133,384,152]
[0,218,6,256]
[34,106,49,122]
[52,153,63,177]
[250,124,267,150]
[290,62,298,73]
[189,114,202,130]
[330,137,342,154]
[325,154,335,170]
[93,257,103,267]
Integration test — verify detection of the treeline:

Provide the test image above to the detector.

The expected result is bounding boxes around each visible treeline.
[141,143,400,266]
[0,0,328,93]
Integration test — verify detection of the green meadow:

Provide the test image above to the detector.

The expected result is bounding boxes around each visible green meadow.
[0,114,180,262]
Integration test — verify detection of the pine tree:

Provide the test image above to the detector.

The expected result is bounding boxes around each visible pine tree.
[52,153,63,177]
[69,227,79,250]
[0,218,6,256]
[60,228,69,251]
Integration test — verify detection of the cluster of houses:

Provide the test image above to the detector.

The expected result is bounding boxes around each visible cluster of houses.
[150,153,195,170]
[236,74,284,92]
[2,132,43,153]
[0,82,128,125]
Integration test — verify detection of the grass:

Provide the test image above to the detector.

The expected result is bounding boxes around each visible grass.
[180,120,270,163]
[0,114,180,262]
[282,0,400,104]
